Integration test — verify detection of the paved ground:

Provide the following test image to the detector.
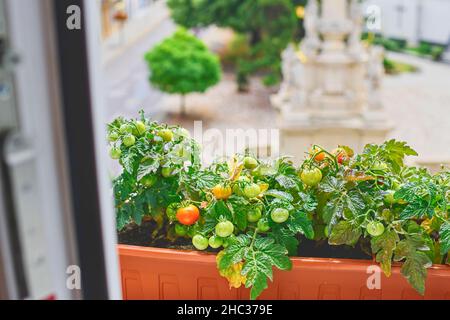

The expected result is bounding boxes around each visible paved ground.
[102,18,176,124]
[383,52,450,160]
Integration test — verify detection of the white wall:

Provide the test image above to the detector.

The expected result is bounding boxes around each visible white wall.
[363,0,450,45]
[420,0,450,44]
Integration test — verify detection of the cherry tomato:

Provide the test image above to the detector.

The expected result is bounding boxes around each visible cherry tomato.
[367,221,385,237]
[141,175,157,188]
[212,184,232,200]
[243,156,258,170]
[123,134,136,147]
[215,221,234,238]
[243,183,261,199]
[133,121,146,136]
[300,168,323,187]
[309,146,326,162]
[271,208,289,223]
[208,235,223,249]
[161,167,175,178]
[176,205,200,226]
[192,235,208,250]
[332,147,348,164]
[175,224,188,237]
[247,207,262,223]
[119,124,133,134]
[108,131,119,142]
[166,203,179,220]
[257,218,270,232]
[232,176,250,196]
[109,147,121,159]
[158,129,174,142]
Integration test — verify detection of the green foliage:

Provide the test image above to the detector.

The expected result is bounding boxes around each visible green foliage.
[108,114,450,299]
[167,0,298,88]
[145,28,221,96]
[108,111,201,230]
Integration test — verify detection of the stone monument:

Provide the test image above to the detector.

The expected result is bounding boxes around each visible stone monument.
[272,0,391,162]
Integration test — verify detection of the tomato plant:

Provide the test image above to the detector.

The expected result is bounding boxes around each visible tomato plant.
[109,116,450,300]
[108,111,201,231]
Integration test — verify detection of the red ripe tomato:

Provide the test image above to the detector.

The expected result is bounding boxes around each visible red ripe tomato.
[332,148,348,164]
[176,205,200,226]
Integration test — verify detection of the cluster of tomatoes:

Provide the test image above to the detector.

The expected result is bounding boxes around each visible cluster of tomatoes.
[298,145,350,187]
[108,120,179,181]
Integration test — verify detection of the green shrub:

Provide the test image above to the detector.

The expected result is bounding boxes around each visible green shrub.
[144,28,222,115]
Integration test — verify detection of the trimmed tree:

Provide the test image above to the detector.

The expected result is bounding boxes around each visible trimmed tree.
[144,28,221,115]
[167,0,298,91]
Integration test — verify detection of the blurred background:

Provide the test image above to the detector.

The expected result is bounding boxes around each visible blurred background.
[100,0,450,168]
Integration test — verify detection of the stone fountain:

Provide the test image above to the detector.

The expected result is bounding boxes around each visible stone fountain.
[272,0,391,162]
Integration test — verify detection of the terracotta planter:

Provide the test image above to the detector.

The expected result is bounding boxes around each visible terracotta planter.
[118,245,450,300]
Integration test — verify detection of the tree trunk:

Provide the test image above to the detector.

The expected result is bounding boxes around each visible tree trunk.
[250,29,262,46]
[180,94,186,116]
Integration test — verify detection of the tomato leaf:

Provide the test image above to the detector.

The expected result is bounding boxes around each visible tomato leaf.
[218,235,251,270]
[287,210,314,240]
[264,189,294,202]
[371,229,399,277]
[137,157,160,181]
[439,221,450,255]
[329,221,361,246]
[394,234,432,295]
[298,192,318,212]
[275,174,298,190]
[269,227,299,256]
[242,236,292,300]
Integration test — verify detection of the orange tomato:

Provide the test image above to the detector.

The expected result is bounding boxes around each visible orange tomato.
[176,205,200,226]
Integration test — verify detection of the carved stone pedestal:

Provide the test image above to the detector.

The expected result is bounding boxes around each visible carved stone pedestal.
[272,0,391,161]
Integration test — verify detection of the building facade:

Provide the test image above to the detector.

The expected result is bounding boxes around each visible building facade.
[363,0,450,46]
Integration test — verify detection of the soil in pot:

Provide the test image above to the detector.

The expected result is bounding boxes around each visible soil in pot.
[118,221,372,260]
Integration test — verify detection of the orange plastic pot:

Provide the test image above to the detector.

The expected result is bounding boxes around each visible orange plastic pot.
[118,245,450,300]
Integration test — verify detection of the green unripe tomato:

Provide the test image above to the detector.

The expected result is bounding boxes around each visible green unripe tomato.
[215,221,234,238]
[192,235,208,250]
[367,221,385,237]
[123,134,136,147]
[166,203,179,221]
[257,218,270,232]
[109,147,121,160]
[243,183,261,199]
[208,235,223,249]
[247,207,262,223]
[161,167,174,178]
[271,208,290,223]
[243,156,258,170]
[141,175,157,188]
[300,168,323,187]
[158,129,174,142]
[119,124,133,134]
[134,121,146,136]
[175,224,188,237]
[108,131,119,142]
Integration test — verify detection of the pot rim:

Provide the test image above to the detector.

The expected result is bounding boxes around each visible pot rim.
[118,244,450,271]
